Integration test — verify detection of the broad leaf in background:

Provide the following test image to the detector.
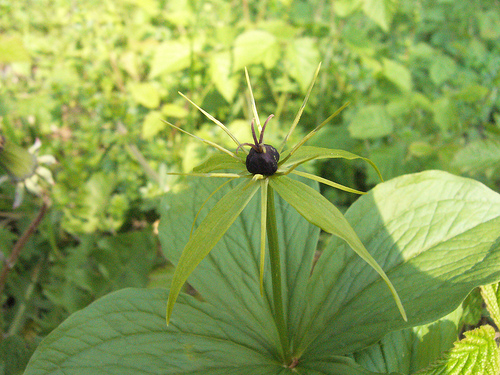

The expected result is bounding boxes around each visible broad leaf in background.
[452,139,500,176]
[354,308,463,374]
[233,30,278,71]
[481,282,500,329]
[348,104,394,139]
[362,0,398,32]
[415,325,500,375]
[210,51,238,103]
[295,170,500,358]
[285,37,320,93]
[149,40,192,78]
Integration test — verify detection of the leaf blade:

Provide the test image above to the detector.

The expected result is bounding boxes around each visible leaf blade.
[269,176,406,321]
[166,179,260,323]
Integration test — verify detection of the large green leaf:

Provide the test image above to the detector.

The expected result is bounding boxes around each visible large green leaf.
[24,288,282,374]
[24,288,390,374]
[166,179,260,323]
[160,176,321,354]
[269,175,406,322]
[296,170,500,358]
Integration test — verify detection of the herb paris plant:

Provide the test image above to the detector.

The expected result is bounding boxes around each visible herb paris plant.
[163,64,408,352]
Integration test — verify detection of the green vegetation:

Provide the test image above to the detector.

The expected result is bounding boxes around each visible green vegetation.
[1,0,499,374]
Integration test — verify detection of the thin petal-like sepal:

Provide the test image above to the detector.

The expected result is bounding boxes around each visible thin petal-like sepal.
[259,178,269,295]
[190,178,237,237]
[166,179,261,324]
[280,145,383,182]
[162,119,238,158]
[269,175,407,321]
[193,153,246,173]
[280,102,350,165]
[244,67,262,132]
[278,62,322,153]
[291,170,366,195]
[178,92,243,149]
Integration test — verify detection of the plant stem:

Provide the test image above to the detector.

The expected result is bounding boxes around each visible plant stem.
[266,185,291,363]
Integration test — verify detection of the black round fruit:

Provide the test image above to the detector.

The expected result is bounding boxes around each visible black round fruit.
[246,144,280,176]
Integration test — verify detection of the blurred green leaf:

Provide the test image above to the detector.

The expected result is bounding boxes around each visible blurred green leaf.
[452,139,500,175]
[142,110,165,139]
[149,40,191,78]
[477,10,500,40]
[429,54,457,85]
[210,51,238,103]
[382,58,413,92]
[233,30,278,71]
[362,0,398,32]
[129,82,161,109]
[348,104,394,139]
[0,35,30,63]
[285,38,320,93]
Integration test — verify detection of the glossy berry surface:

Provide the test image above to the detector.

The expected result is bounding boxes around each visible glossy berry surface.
[246,144,280,176]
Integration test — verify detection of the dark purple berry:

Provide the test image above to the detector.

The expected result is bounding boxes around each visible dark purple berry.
[246,144,280,176]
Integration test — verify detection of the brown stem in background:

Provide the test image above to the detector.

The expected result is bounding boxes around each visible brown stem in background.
[0,195,50,295]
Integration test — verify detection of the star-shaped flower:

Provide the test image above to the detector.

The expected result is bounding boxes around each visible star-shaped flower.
[163,64,406,324]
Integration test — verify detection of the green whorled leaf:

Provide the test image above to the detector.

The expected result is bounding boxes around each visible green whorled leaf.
[166,179,260,323]
[279,145,382,181]
[192,152,246,173]
[159,176,320,358]
[24,288,282,374]
[298,355,394,375]
[297,170,500,358]
[481,283,500,329]
[415,325,500,375]
[269,175,405,320]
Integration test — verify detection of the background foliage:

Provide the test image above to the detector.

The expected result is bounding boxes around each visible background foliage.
[1,0,499,373]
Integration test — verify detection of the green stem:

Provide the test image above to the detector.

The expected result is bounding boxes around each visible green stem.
[266,185,291,363]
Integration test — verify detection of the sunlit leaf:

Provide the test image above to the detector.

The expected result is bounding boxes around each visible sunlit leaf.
[298,170,500,357]
[269,175,406,320]
[415,325,499,375]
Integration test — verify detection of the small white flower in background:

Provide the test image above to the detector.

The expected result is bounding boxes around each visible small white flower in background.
[0,136,56,208]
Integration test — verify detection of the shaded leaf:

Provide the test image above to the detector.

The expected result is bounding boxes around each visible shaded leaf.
[166,179,260,322]
[269,175,406,320]
[382,58,413,92]
[297,171,500,358]
[24,289,282,375]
